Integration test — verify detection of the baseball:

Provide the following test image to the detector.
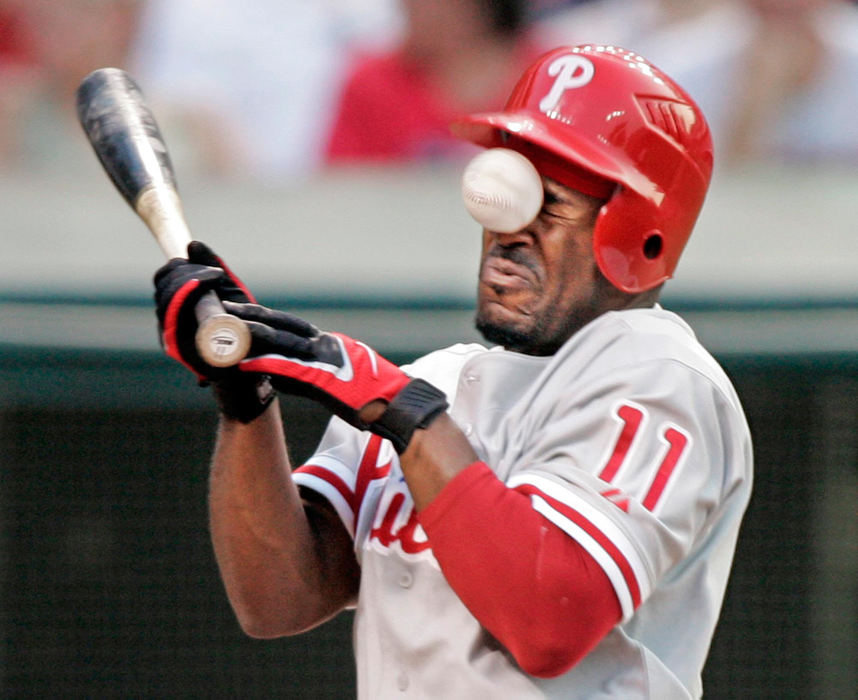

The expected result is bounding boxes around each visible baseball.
[461,148,544,233]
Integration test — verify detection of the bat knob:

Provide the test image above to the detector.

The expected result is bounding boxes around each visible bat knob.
[196,312,252,368]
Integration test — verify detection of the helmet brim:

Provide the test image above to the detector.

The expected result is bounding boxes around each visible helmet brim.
[451,112,661,204]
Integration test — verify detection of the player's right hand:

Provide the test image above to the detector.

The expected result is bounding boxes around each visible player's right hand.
[220,302,448,452]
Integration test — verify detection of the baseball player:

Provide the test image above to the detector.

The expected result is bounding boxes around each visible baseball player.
[153,46,753,699]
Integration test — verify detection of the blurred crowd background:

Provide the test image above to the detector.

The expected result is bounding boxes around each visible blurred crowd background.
[2,0,858,180]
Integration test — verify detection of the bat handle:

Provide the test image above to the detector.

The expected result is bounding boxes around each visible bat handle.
[136,187,251,367]
[194,292,252,368]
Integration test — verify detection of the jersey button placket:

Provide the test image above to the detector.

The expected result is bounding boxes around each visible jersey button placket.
[395,670,410,691]
[455,362,481,442]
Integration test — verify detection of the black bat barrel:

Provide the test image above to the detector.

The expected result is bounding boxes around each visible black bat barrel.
[75,67,177,208]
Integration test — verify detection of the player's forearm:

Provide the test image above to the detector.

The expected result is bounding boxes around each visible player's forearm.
[398,411,480,510]
[417,462,621,677]
[208,400,358,636]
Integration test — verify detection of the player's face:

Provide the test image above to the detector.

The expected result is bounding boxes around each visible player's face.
[475,178,624,355]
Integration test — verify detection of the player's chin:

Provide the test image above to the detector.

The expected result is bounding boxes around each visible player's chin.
[475,298,537,350]
[478,284,537,319]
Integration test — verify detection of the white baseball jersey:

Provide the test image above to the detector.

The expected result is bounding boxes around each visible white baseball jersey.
[294,306,753,699]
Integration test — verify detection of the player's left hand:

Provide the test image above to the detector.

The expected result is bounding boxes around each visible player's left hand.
[153,241,275,423]
[224,301,448,453]
[154,240,255,378]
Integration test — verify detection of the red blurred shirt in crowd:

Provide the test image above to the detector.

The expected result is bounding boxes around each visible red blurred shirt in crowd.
[324,39,546,165]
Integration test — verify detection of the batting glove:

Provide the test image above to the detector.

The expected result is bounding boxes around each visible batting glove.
[153,241,274,423]
[224,302,448,453]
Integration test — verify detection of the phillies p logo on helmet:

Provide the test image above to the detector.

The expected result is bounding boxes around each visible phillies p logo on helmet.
[539,55,595,114]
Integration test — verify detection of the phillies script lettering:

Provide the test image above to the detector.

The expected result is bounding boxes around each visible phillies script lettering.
[369,490,430,555]
[357,434,431,555]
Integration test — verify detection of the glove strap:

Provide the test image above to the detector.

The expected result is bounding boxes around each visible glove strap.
[212,375,276,424]
[371,378,449,454]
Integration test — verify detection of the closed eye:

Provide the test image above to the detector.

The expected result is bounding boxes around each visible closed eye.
[541,190,567,219]
[543,190,561,207]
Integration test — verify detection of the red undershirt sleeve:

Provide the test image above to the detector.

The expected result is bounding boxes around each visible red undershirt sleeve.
[417,461,622,678]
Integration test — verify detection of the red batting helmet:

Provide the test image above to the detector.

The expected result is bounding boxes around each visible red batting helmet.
[451,45,713,293]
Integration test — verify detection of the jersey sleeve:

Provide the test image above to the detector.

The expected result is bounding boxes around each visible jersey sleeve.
[504,357,752,622]
[293,417,391,539]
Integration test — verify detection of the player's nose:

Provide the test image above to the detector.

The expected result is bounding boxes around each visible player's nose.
[486,226,536,248]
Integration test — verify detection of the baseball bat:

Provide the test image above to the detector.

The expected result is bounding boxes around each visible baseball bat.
[75,67,250,367]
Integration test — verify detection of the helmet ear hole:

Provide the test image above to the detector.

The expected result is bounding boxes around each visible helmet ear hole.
[643,233,663,260]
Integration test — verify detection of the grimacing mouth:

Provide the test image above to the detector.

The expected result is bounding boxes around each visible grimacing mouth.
[480,246,542,289]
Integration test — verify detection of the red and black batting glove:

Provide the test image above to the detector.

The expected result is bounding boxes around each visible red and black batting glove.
[224,301,448,453]
[153,241,274,423]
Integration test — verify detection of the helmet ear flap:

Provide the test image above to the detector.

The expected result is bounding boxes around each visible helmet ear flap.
[593,189,676,293]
